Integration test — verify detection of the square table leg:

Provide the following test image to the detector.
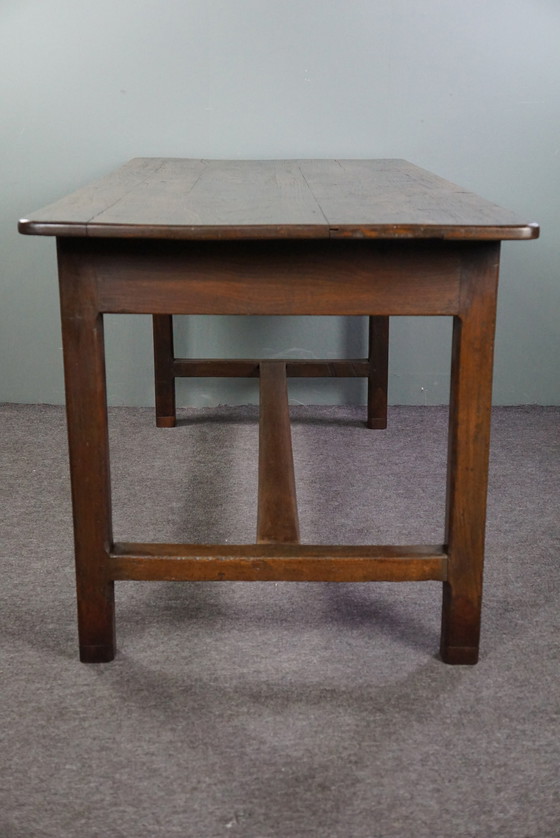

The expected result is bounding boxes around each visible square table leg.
[441,243,500,664]
[153,314,176,428]
[58,242,116,663]
[367,315,389,429]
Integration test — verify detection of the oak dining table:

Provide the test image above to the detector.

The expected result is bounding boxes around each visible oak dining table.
[19,158,538,664]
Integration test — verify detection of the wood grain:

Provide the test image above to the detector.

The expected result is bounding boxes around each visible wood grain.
[24,160,538,663]
[90,239,462,316]
[19,158,539,241]
[441,242,500,664]
[110,542,447,582]
[57,239,116,663]
[257,362,300,544]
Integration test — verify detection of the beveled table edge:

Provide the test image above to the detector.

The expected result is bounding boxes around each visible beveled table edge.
[18,219,540,241]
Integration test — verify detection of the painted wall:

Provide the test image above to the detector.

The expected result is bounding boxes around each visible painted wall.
[1,0,558,406]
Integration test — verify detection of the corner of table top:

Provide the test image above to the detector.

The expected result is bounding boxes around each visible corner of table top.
[18,218,32,235]
[523,222,540,239]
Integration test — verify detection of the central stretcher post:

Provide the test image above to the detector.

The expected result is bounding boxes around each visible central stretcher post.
[257,361,300,544]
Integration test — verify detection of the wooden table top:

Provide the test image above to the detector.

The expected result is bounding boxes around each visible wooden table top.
[19,158,539,241]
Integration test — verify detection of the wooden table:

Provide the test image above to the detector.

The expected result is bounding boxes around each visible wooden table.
[19,159,538,664]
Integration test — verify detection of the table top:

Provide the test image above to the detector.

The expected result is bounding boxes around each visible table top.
[19,158,538,241]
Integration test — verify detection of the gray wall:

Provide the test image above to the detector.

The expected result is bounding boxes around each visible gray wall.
[2,0,558,407]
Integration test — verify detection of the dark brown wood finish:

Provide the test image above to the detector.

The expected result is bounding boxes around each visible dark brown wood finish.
[172,358,371,378]
[20,158,538,241]
[20,159,539,664]
[152,314,176,428]
[154,330,375,429]
[57,239,115,663]
[89,239,463,316]
[110,543,447,582]
[441,243,501,664]
[257,361,300,544]
[367,316,389,429]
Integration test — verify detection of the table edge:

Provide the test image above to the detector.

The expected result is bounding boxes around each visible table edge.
[18,219,540,241]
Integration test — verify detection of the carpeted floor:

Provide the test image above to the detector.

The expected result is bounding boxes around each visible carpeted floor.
[1,403,559,838]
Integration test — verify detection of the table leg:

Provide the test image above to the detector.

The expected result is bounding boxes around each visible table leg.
[367,315,389,429]
[153,314,176,427]
[441,244,500,664]
[58,242,116,662]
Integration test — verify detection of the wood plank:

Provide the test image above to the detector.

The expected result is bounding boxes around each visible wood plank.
[300,159,539,240]
[92,239,462,316]
[19,158,169,237]
[172,358,371,378]
[257,361,300,544]
[110,542,448,582]
[91,159,326,229]
[19,158,539,241]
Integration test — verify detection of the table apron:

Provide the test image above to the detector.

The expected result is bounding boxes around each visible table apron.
[57,239,471,316]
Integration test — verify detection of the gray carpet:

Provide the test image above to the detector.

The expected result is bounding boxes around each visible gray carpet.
[1,403,559,838]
